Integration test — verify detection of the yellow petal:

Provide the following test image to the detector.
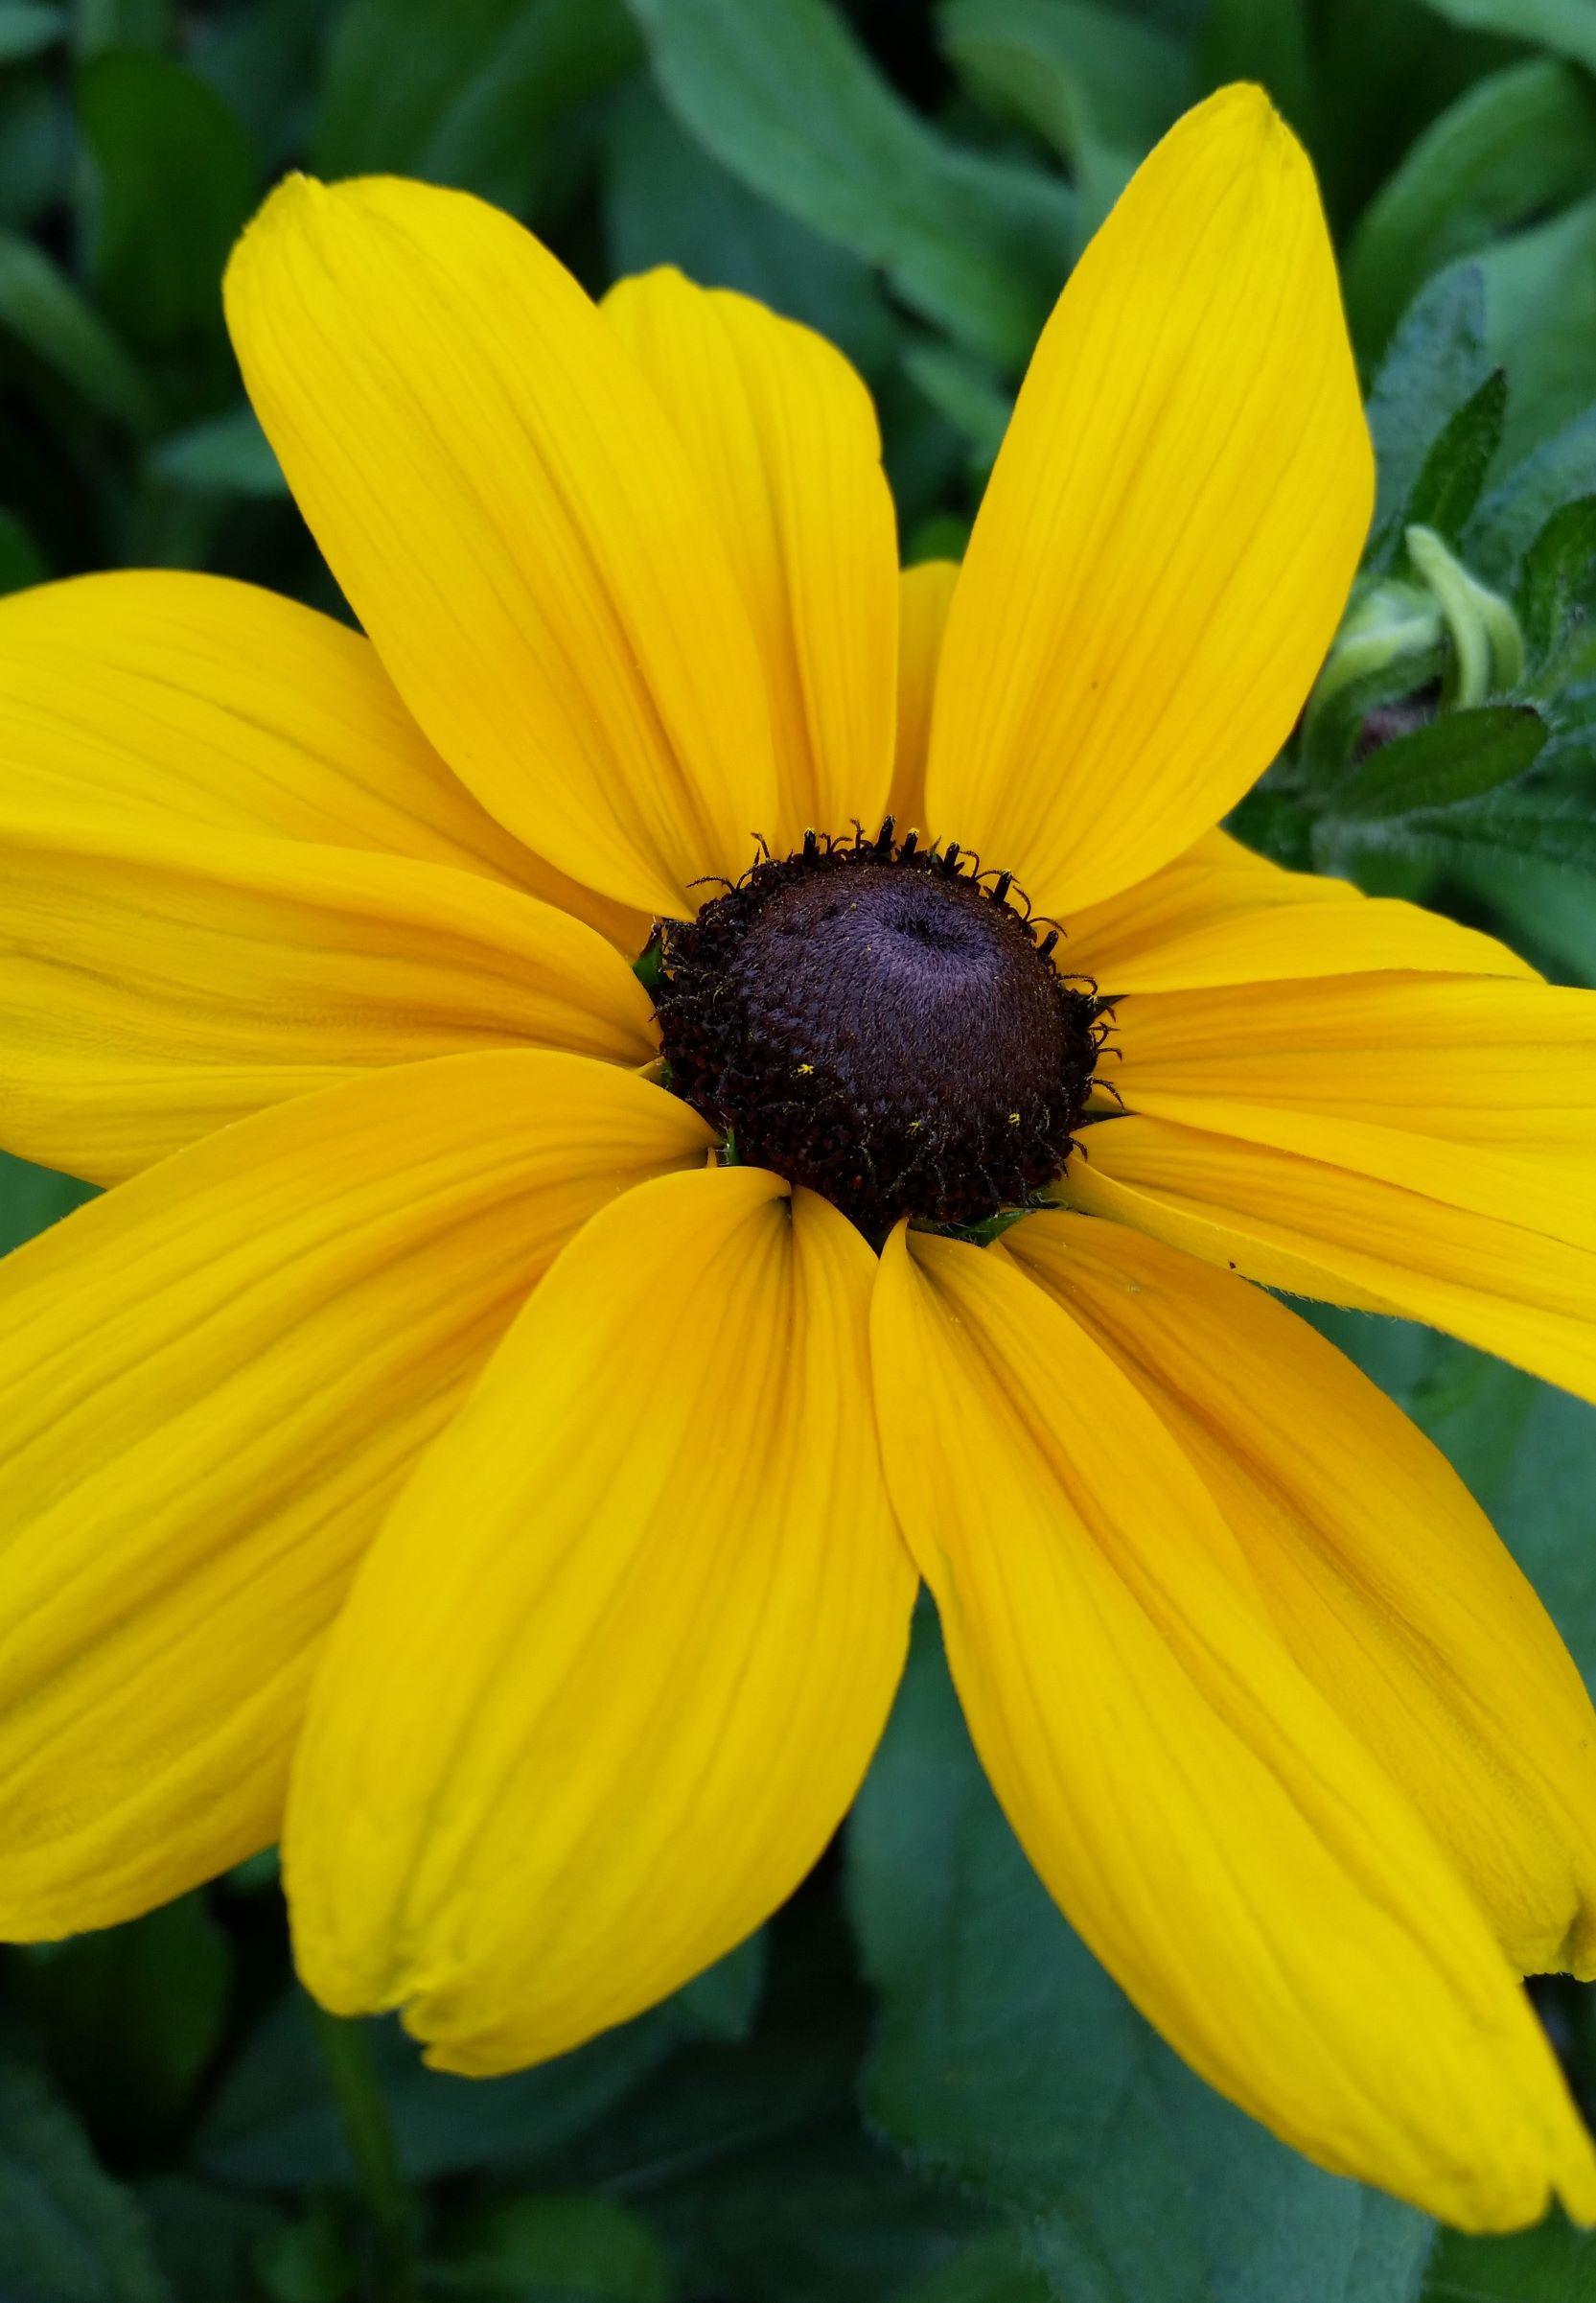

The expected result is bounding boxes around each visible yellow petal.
[1067,1115,1596,1401]
[1112,974,1596,1249]
[604,268,897,849]
[0,1055,712,1938]
[1008,1211,1596,1980]
[287,1167,914,2073]
[887,559,960,831]
[0,569,641,948]
[1068,828,1536,991]
[871,1222,1596,2231]
[0,821,657,1183]
[927,87,1371,915]
[225,176,778,918]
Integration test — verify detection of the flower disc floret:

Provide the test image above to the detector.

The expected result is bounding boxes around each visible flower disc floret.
[650,823,1104,1237]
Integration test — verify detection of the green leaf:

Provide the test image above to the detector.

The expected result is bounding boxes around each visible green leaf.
[1326,704,1547,822]
[0,2,63,62]
[15,1896,232,2148]
[150,403,286,497]
[1368,267,1488,552]
[0,2047,173,2302]
[905,509,974,565]
[941,0,1187,158]
[627,0,1075,368]
[0,502,44,588]
[136,2176,284,2303]
[1297,1314,1595,1688]
[602,82,899,382]
[890,2229,1053,2303]
[1224,786,1316,871]
[72,0,172,57]
[1449,847,1596,981]
[1516,495,1596,665]
[1299,639,1449,788]
[1423,2214,1596,2303]
[1330,785,1596,873]
[316,0,638,217]
[902,340,1011,476]
[0,1148,94,1253]
[1491,1384,1596,1691]
[1470,404,1596,584]
[939,0,1188,228]
[429,2196,673,2301]
[1410,0,1596,73]
[77,51,256,358]
[251,2199,357,2303]
[1194,0,1315,143]
[1405,365,1508,544]
[0,73,73,232]
[1459,194,1596,464]
[0,225,153,427]
[545,1900,993,2303]
[1344,61,1596,361]
[667,1926,767,2043]
[188,0,322,171]
[846,1613,1433,2303]
[194,1992,683,2189]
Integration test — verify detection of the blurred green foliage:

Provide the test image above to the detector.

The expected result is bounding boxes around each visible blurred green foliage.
[5,2,1596,2298]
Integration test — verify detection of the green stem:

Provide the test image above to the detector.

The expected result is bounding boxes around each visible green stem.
[307,1999,421,2302]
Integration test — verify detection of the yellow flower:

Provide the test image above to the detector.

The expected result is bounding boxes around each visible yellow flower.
[0,82,1593,2233]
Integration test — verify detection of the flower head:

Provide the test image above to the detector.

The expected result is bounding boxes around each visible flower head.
[2,82,1595,2234]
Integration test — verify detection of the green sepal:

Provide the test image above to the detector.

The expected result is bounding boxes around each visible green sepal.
[1515,493,1596,680]
[1299,574,1446,784]
[632,935,666,995]
[912,1205,1045,1250]
[1402,365,1507,547]
[1406,523,1525,702]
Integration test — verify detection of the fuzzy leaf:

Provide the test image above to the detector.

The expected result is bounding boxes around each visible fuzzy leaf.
[1368,267,1488,552]
[1516,495,1596,665]
[1404,365,1508,544]
[1469,403,1596,583]
[891,2230,1054,2303]
[1329,786,1596,874]
[1327,705,1549,822]
[846,1615,1433,2303]
[1459,194,1596,464]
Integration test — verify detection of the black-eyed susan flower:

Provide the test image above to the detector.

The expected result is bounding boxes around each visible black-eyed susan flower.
[2,81,1595,2234]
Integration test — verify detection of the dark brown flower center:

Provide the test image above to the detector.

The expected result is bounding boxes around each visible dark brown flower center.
[647,824,1104,1240]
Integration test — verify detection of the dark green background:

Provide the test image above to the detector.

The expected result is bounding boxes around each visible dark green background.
[5,1,1596,2297]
